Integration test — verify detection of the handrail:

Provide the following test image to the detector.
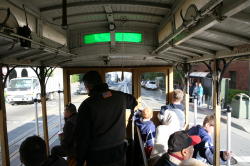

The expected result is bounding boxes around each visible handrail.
[136,126,149,166]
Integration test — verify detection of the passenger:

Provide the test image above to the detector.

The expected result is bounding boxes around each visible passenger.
[51,103,77,158]
[151,111,180,159]
[19,136,67,166]
[155,131,201,166]
[197,83,203,106]
[158,89,185,129]
[179,158,208,166]
[188,115,231,165]
[134,107,156,158]
[75,71,137,166]
[192,82,199,97]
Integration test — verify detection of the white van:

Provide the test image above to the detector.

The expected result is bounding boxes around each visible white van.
[5,77,59,104]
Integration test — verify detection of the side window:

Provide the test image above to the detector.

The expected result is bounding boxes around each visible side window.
[33,79,39,88]
[105,71,132,94]
[141,72,166,110]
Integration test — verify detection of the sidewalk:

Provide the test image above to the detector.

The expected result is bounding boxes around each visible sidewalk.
[190,103,250,133]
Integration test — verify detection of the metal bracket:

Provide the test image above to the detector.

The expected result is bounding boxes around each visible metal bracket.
[180,4,200,28]
[1,64,17,86]
[0,8,10,28]
[31,66,56,97]
[210,4,227,22]
[175,63,192,93]
[202,57,237,104]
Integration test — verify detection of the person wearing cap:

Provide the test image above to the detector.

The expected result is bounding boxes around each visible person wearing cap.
[51,103,78,158]
[75,71,137,166]
[188,115,232,165]
[155,131,201,166]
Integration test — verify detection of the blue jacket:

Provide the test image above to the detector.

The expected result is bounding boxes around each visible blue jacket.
[197,86,203,96]
[188,125,227,164]
[134,111,156,147]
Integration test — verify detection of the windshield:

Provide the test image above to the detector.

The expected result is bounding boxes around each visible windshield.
[8,79,33,90]
[149,81,156,84]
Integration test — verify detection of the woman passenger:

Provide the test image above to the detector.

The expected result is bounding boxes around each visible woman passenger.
[51,103,78,159]
[151,111,181,159]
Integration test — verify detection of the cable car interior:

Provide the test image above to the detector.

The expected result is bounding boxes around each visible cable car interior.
[1,0,250,166]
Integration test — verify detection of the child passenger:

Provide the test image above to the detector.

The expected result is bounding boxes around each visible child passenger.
[134,107,156,158]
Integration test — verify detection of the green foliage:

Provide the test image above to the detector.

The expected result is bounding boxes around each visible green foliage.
[71,74,85,83]
[227,89,248,103]
[71,74,80,83]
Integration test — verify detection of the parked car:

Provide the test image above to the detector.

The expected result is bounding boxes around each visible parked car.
[141,80,146,87]
[145,81,158,90]
[75,82,88,95]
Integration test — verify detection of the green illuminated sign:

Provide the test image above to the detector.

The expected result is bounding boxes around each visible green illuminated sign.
[84,33,110,44]
[83,32,142,44]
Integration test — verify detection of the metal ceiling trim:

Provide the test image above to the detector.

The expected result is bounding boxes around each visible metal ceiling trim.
[170,47,202,57]
[176,44,215,56]
[15,51,48,61]
[155,0,250,63]
[0,49,34,60]
[164,50,192,58]
[40,1,172,12]
[189,38,233,51]
[187,44,250,63]
[230,12,250,25]
[0,31,75,57]
[52,12,164,21]
[206,29,250,44]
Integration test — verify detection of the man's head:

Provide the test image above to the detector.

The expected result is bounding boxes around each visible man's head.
[141,107,153,120]
[172,89,184,103]
[19,136,47,166]
[82,71,103,92]
[168,131,201,160]
[203,114,215,134]
[64,103,77,118]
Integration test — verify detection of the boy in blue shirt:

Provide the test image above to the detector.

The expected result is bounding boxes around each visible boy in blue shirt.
[188,115,232,165]
[134,107,156,158]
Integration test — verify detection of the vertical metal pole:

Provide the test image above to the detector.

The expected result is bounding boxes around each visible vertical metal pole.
[63,69,71,105]
[168,67,174,104]
[213,60,221,166]
[194,96,198,126]
[203,94,205,106]
[58,89,62,131]
[227,106,232,166]
[40,67,50,155]
[184,77,189,129]
[0,66,10,166]
[34,98,39,135]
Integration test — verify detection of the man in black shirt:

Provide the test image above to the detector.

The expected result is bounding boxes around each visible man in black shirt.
[75,71,137,166]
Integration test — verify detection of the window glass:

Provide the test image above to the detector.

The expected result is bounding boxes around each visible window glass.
[105,71,132,94]
[140,72,166,110]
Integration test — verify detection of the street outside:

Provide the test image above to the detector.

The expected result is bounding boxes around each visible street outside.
[1,82,250,166]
